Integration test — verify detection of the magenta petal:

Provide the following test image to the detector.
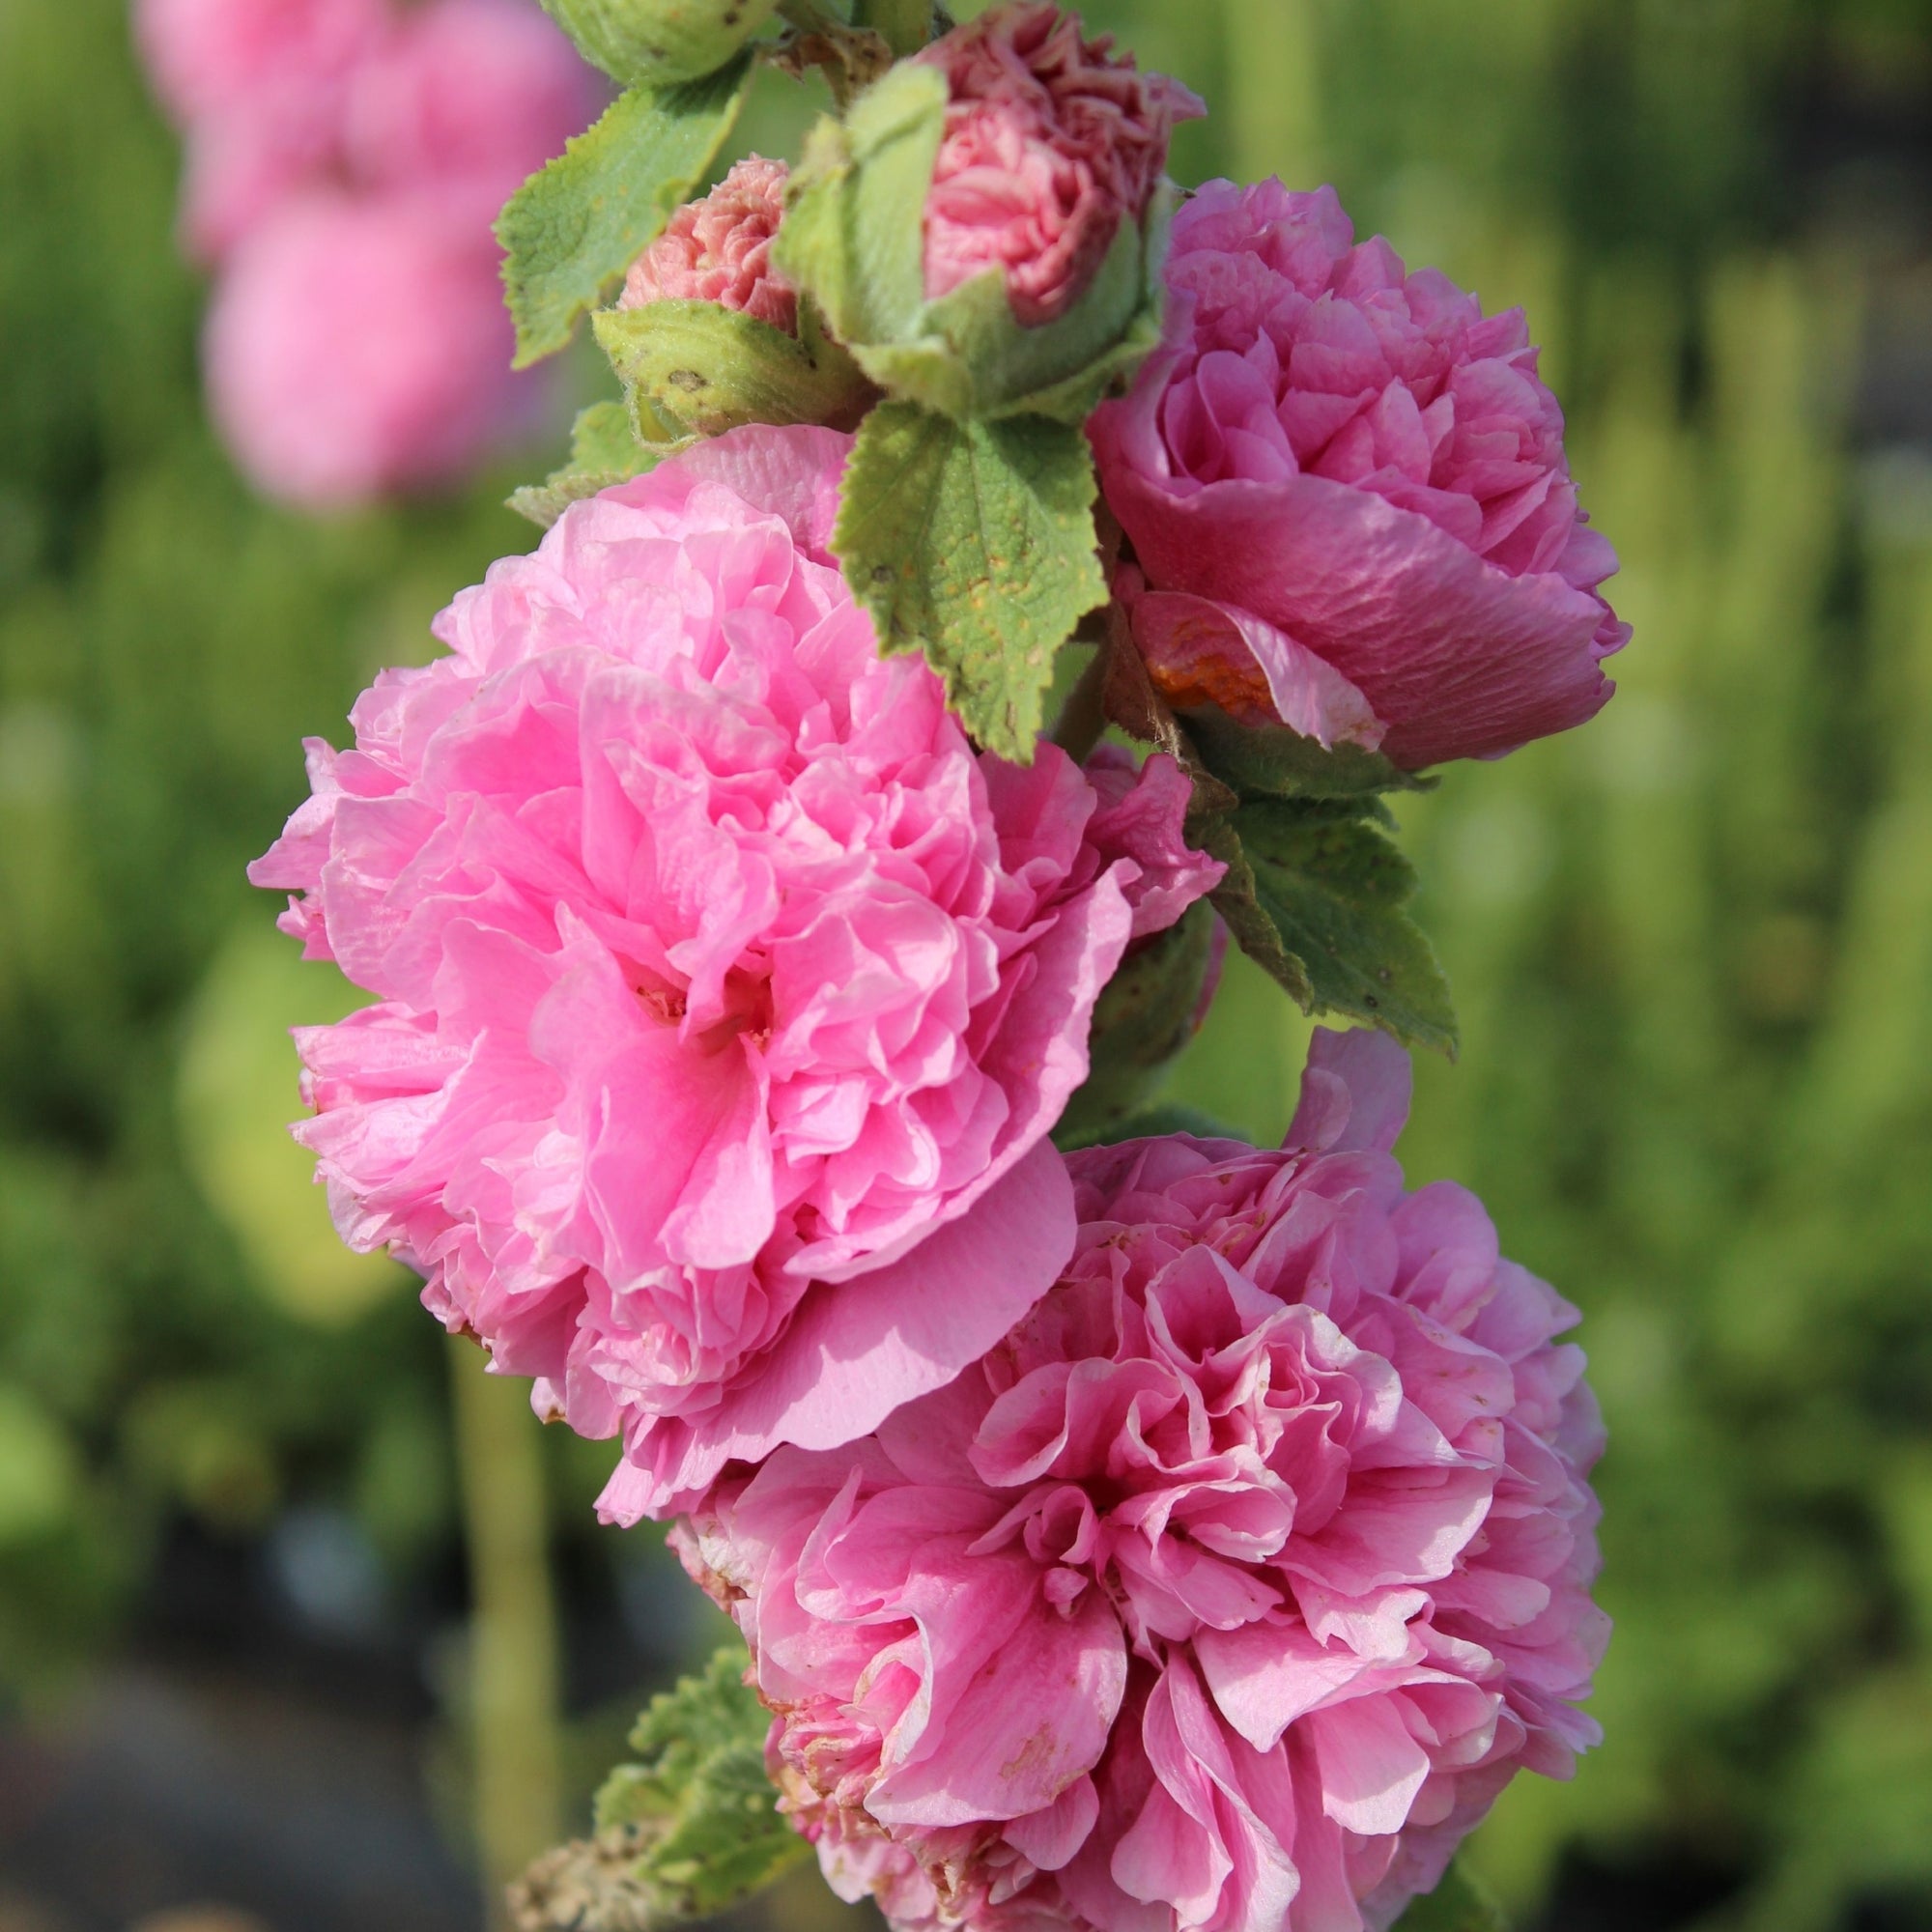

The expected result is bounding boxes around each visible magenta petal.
[868,1584,1125,1826]
[1306,1698,1432,1836]
[1110,466,1612,768]
[616,1140,1076,1513]
[1130,589,1385,751]
[1285,1026,1413,1155]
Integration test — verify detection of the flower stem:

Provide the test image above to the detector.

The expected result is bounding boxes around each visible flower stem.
[451,1340,565,1932]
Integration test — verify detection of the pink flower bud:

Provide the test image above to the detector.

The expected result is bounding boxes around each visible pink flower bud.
[916,3,1203,327]
[619,156,798,335]
[1092,181,1629,768]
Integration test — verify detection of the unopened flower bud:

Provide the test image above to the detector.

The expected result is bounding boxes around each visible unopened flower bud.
[539,0,779,86]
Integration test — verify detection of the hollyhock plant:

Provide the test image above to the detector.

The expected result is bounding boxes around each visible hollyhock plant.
[917,2,1203,327]
[204,191,542,507]
[251,425,1222,1514]
[674,1027,1605,1932]
[1092,179,1630,769]
[619,156,799,334]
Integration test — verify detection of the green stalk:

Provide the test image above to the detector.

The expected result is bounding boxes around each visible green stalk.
[451,1340,565,1932]
[852,0,935,57]
[1220,0,1323,186]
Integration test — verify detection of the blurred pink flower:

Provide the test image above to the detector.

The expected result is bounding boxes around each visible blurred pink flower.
[134,0,385,125]
[344,0,604,227]
[250,426,1222,1514]
[620,156,798,334]
[204,191,538,507]
[917,2,1202,327]
[136,0,386,261]
[676,1027,1606,1932]
[1092,180,1629,768]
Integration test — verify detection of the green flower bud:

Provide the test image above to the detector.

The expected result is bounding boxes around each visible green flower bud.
[540,0,780,86]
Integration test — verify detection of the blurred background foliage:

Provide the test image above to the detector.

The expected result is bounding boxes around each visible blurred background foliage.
[2,0,1930,1927]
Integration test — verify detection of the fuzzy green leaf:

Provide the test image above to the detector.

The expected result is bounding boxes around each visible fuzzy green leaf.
[508,400,683,528]
[834,401,1105,760]
[590,1646,808,1920]
[498,62,752,367]
[1389,1864,1510,1932]
[1208,801,1458,1055]
[592,298,873,440]
[1184,704,1435,804]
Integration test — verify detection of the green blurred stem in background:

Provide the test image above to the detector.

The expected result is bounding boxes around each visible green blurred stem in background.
[1220,0,1322,186]
[451,1340,566,1930]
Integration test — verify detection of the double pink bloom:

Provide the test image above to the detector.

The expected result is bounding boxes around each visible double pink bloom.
[136,0,600,505]
[251,427,1221,1513]
[677,1029,1606,1932]
[1094,180,1629,768]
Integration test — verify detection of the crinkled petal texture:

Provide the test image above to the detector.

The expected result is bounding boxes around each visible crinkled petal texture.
[675,1027,1605,1932]
[621,156,798,334]
[251,426,1222,1515]
[1091,180,1629,768]
[917,2,1203,327]
[205,189,544,507]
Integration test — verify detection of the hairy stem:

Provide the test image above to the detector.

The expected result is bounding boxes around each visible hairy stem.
[452,1340,565,1932]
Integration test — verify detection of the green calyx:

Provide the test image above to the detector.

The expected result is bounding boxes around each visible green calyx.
[592,297,875,441]
[777,61,1173,424]
[541,0,781,85]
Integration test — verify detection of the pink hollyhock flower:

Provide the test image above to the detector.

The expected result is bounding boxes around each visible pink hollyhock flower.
[344,0,604,229]
[916,3,1203,327]
[204,191,539,506]
[249,426,1222,1514]
[135,0,388,262]
[134,0,385,125]
[674,1027,1605,1932]
[1091,180,1629,769]
[620,156,798,334]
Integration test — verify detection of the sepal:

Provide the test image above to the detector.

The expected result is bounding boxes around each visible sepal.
[592,297,874,440]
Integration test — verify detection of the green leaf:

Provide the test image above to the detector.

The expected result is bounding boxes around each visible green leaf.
[497,61,753,367]
[595,1645,807,1918]
[508,400,684,528]
[1184,704,1435,805]
[1056,1099,1250,1153]
[592,298,873,440]
[540,0,779,85]
[1209,801,1458,1055]
[834,401,1105,760]
[1389,1863,1510,1931]
[1055,900,1222,1147]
